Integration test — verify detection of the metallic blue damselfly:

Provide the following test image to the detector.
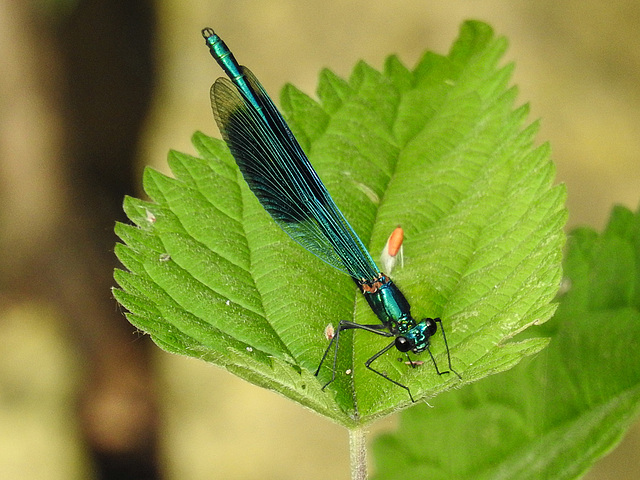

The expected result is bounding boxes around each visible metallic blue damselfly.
[202,27,460,401]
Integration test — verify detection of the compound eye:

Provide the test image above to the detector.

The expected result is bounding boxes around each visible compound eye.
[424,318,438,337]
[395,336,413,352]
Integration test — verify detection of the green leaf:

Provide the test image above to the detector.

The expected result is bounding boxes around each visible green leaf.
[114,20,565,426]
[371,204,640,479]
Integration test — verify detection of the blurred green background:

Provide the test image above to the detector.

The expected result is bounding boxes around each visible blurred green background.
[1,0,639,479]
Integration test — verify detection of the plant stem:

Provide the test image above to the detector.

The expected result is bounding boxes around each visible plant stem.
[349,426,368,480]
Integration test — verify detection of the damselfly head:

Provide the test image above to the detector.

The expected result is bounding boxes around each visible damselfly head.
[399,318,440,354]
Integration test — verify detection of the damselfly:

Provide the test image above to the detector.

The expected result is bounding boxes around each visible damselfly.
[202,28,460,401]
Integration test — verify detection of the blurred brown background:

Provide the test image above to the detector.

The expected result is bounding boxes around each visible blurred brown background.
[1,0,639,479]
